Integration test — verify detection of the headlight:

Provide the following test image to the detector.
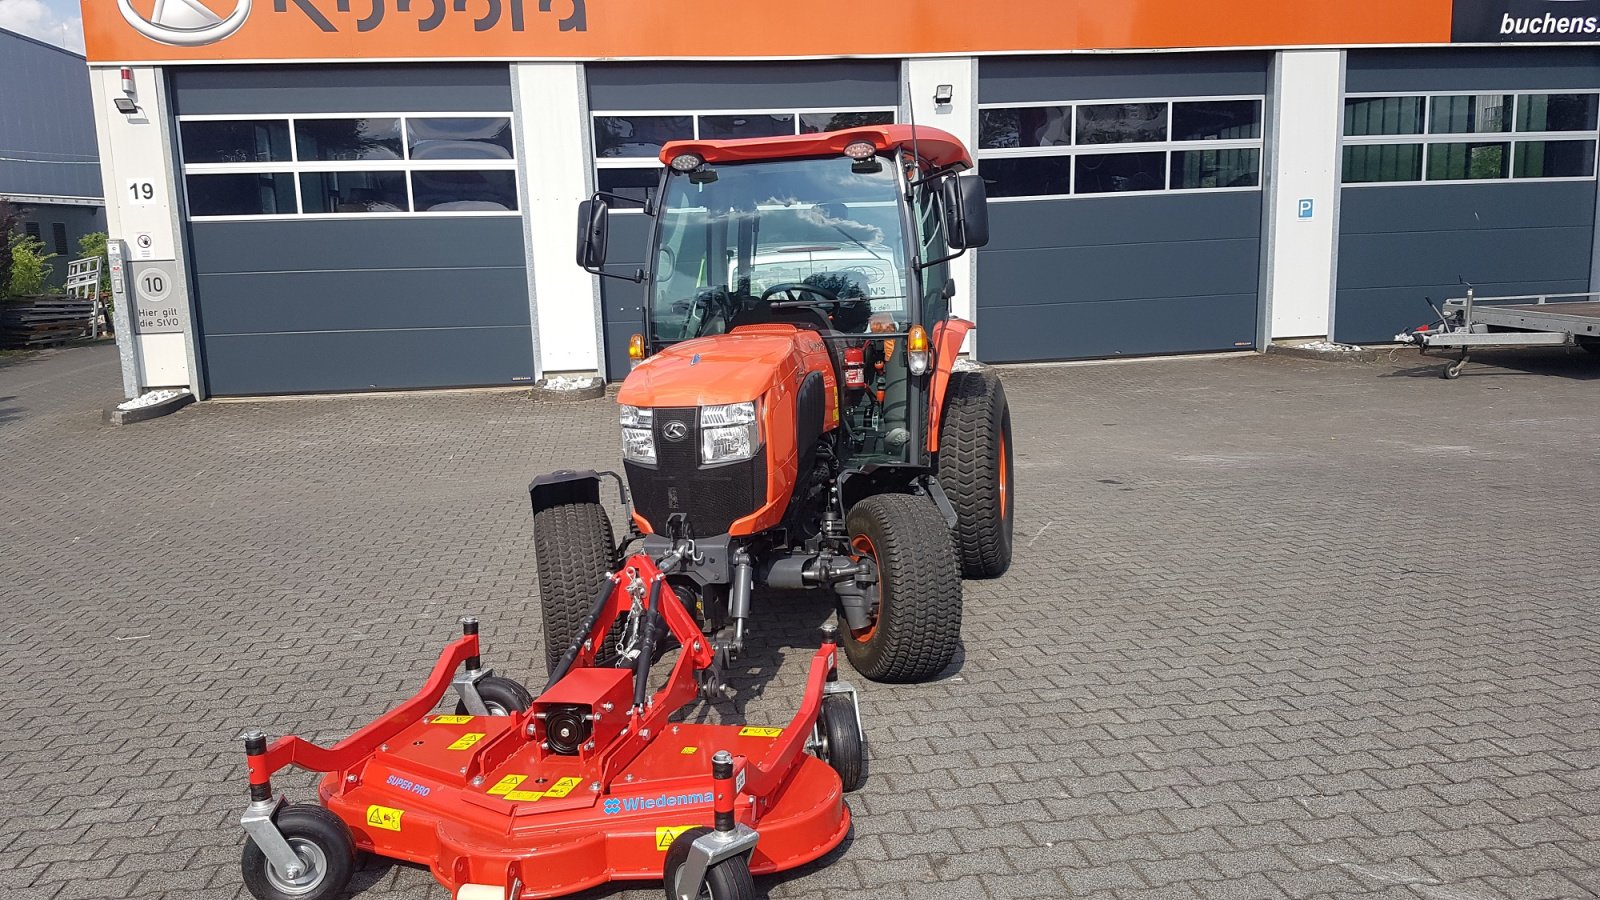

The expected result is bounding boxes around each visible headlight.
[700,401,760,465]
[620,405,655,464]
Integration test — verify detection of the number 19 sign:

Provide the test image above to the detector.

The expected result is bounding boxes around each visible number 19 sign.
[127,179,158,205]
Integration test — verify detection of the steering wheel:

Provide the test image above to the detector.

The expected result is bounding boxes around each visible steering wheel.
[762,282,843,308]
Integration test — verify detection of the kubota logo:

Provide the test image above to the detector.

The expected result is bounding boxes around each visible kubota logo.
[117,0,251,46]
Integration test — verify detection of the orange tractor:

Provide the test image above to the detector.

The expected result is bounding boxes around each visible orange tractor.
[531,125,1013,687]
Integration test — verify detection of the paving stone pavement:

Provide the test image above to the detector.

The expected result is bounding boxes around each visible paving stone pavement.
[3,342,1600,900]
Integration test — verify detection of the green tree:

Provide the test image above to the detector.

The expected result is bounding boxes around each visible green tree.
[8,231,57,297]
[0,200,21,297]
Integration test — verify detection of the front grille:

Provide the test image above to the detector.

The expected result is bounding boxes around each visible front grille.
[626,407,766,536]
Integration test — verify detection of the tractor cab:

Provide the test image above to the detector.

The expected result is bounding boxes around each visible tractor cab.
[579,126,989,469]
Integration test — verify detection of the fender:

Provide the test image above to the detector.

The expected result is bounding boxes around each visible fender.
[528,468,603,515]
[925,317,975,454]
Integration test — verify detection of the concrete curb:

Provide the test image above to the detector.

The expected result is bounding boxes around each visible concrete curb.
[530,378,607,402]
[104,391,195,425]
[1265,341,1416,364]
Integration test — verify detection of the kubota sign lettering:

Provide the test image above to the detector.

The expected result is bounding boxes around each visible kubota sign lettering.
[84,0,1464,63]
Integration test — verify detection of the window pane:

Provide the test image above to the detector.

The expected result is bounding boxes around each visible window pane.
[1514,140,1597,178]
[698,114,795,140]
[299,171,408,213]
[295,117,404,161]
[1076,103,1167,144]
[1172,100,1261,141]
[1426,142,1510,180]
[1171,148,1260,189]
[977,156,1071,198]
[407,118,514,160]
[1075,152,1166,193]
[186,173,297,216]
[1342,144,1423,183]
[978,106,1072,148]
[594,115,692,158]
[411,169,518,212]
[1429,94,1512,134]
[1517,94,1600,132]
[597,167,661,206]
[799,111,895,133]
[1344,97,1425,136]
[180,120,291,163]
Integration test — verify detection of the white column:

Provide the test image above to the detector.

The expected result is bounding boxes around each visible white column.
[88,65,195,394]
[1262,50,1345,340]
[903,57,979,342]
[512,61,603,378]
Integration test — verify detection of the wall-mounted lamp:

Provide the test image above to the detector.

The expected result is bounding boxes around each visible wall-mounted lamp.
[933,84,954,107]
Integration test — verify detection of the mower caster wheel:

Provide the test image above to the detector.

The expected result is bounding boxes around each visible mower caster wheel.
[241,804,355,900]
[662,827,756,900]
[456,674,533,717]
[817,693,865,792]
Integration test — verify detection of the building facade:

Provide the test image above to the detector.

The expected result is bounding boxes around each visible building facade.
[1,27,105,289]
[82,1,1600,397]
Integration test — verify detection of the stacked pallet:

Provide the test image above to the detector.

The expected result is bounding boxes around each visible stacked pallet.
[0,296,99,348]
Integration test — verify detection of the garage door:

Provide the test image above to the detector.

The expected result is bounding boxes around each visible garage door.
[171,65,534,395]
[974,54,1269,362]
[1335,49,1600,344]
[585,61,902,380]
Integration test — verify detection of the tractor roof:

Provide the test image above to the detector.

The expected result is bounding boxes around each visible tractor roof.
[659,124,973,171]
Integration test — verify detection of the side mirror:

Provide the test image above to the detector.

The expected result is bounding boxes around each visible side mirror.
[942,174,990,250]
[576,198,610,270]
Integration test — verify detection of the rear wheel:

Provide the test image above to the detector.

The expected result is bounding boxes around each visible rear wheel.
[938,369,1015,578]
[533,496,617,674]
[840,494,963,683]
[454,675,532,717]
[817,693,865,792]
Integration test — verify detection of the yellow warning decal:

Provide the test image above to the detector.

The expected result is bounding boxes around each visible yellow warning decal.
[655,825,696,851]
[504,789,543,802]
[680,746,698,755]
[430,715,474,725]
[487,774,527,796]
[447,732,486,751]
[738,726,783,738]
[365,804,404,832]
[542,776,583,798]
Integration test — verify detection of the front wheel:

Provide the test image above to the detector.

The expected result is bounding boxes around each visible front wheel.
[839,494,963,683]
[533,495,617,674]
[241,805,355,900]
[938,369,1015,579]
[816,693,865,792]
[662,827,756,900]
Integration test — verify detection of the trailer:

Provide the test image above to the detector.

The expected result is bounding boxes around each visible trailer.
[1400,289,1600,379]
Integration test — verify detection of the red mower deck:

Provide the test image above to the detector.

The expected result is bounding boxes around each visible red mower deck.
[236,550,864,900]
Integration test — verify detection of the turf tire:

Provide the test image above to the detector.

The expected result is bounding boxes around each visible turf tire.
[937,369,1015,579]
[662,827,757,900]
[533,496,617,675]
[840,493,963,683]
[240,804,355,900]
[454,674,533,717]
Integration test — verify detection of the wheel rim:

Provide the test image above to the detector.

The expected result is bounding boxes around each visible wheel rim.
[998,429,1010,519]
[848,535,882,643]
[264,837,328,896]
[485,701,509,716]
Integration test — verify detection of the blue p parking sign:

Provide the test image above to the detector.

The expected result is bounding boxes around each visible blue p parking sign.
[1297,199,1314,219]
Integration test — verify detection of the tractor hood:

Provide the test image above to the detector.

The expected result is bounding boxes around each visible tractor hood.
[617,327,809,409]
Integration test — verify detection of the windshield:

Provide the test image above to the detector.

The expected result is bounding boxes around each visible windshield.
[648,156,909,344]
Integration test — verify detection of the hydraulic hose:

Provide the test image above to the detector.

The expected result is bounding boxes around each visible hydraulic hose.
[543,574,619,692]
[633,579,664,709]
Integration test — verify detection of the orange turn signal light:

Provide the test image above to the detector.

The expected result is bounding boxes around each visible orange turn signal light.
[907,325,929,353]
[628,333,646,361]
